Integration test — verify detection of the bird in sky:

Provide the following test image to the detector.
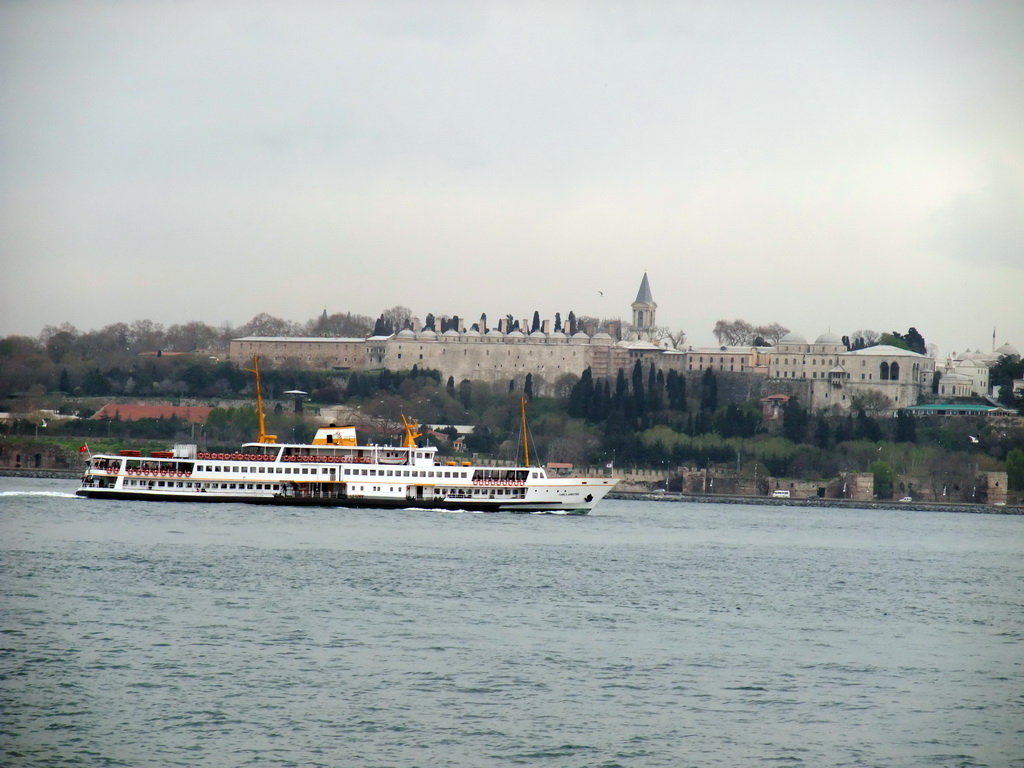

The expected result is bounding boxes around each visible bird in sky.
[968,435,979,443]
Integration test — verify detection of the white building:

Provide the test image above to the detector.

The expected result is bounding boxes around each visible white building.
[767,332,935,412]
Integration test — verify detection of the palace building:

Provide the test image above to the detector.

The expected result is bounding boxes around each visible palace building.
[229,274,951,412]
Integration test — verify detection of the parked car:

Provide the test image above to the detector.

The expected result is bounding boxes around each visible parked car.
[900,496,913,502]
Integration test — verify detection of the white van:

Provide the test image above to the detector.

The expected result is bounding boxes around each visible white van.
[771,489,790,498]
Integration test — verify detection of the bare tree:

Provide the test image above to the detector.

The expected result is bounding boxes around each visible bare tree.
[381,305,413,332]
[664,328,688,349]
[752,322,790,345]
[850,329,880,349]
[235,313,300,338]
[576,315,601,336]
[308,312,373,337]
[633,324,686,348]
[712,319,754,346]
[165,321,221,351]
[850,390,895,416]
[127,319,166,353]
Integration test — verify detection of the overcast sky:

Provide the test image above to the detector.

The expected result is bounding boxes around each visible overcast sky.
[2,0,1021,357]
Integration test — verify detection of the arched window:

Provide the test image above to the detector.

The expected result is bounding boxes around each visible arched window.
[880,362,890,380]
[890,362,900,381]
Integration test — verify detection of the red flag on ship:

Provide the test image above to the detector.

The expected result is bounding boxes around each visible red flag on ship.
[79,444,89,454]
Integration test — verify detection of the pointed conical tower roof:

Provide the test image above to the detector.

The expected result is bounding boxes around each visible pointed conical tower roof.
[631,272,657,332]
[634,272,654,304]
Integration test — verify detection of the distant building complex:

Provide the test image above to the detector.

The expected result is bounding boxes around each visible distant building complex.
[229,274,1017,414]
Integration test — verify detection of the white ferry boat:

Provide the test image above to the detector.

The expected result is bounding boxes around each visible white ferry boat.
[76,361,618,514]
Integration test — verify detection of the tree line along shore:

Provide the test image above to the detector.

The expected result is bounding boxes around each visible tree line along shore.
[3,351,1022,506]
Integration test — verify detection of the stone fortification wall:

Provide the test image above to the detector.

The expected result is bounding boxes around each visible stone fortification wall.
[0,441,79,471]
[711,371,776,405]
[384,333,601,390]
[230,337,367,369]
[229,332,933,415]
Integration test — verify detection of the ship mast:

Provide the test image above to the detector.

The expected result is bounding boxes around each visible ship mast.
[521,397,530,467]
[245,355,277,444]
[401,414,422,449]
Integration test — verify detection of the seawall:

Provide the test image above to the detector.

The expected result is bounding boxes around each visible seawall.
[609,491,1024,515]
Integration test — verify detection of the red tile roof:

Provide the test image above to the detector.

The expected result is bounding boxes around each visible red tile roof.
[92,404,215,423]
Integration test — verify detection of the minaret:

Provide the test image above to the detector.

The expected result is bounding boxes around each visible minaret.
[631,272,657,333]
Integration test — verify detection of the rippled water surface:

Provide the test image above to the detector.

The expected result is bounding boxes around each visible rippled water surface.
[2,476,1022,767]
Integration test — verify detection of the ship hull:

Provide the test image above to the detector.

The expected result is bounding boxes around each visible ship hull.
[74,485,608,513]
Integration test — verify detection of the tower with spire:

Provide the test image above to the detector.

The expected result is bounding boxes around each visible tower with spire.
[631,272,657,334]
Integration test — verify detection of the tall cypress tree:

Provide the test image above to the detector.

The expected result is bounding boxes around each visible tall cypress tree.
[632,360,646,417]
[700,368,718,412]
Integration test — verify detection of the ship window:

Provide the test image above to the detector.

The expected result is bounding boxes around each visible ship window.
[229,483,236,489]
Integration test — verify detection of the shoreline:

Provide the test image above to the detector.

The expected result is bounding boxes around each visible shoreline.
[2,469,1020,514]
[1,468,81,480]
[608,491,1024,515]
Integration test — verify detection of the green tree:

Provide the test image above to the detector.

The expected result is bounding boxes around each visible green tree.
[568,367,594,418]
[1007,449,1024,491]
[895,409,916,442]
[699,368,718,412]
[990,355,1024,406]
[814,416,831,449]
[869,459,896,498]
[631,361,646,416]
[782,399,809,443]
[879,332,911,352]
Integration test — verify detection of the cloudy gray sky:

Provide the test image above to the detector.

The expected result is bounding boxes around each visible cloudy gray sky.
[2,0,1021,356]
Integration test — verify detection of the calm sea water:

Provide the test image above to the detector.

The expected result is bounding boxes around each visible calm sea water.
[1,476,1022,768]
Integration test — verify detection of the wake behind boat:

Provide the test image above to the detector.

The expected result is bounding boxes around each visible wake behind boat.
[76,360,618,514]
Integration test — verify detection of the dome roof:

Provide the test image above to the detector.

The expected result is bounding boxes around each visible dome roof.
[529,330,546,338]
[442,329,460,337]
[779,332,807,344]
[417,329,437,339]
[397,329,416,339]
[507,330,525,338]
[995,342,1020,357]
[815,332,842,344]
[464,328,480,337]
